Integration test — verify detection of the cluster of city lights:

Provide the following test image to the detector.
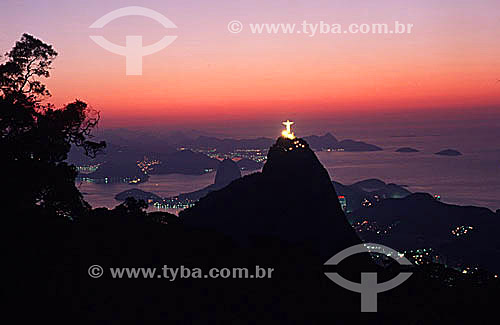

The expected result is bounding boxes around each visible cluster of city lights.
[137,156,160,173]
[361,198,373,207]
[352,219,395,236]
[451,225,474,237]
[154,197,196,209]
[191,148,267,165]
[76,163,101,174]
[403,248,440,266]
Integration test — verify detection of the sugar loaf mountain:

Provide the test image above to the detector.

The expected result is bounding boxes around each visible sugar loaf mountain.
[115,158,244,206]
[170,158,242,202]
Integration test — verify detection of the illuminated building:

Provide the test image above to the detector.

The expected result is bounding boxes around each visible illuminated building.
[361,198,372,207]
[451,225,473,237]
[338,196,347,212]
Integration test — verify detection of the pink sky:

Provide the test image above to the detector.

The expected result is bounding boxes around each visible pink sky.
[1,0,499,130]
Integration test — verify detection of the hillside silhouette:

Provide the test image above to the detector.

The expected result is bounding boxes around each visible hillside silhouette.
[11,136,500,320]
[182,136,361,257]
[350,193,500,272]
[3,34,500,320]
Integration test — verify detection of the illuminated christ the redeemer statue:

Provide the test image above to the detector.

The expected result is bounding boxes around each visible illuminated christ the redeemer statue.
[281,120,296,139]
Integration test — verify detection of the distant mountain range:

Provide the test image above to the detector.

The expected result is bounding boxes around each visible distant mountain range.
[88,128,382,152]
[68,129,381,180]
[179,132,382,152]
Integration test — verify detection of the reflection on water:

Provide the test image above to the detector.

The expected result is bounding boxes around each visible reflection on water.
[78,171,257,215]
[79,130,500,212]
[317,130,500,210]
[318,150,500,210]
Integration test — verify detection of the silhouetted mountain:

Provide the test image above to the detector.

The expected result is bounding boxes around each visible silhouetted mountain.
[335,139,382,152]
[376,183,411,198]
[68,143,129,165]
[174,159,241,202]
[84,161,146,183]
[115,189,163,203]
[333,178,410,212]
[165,130,194,145]
[396,147,419,153]
[295,134,383,151]
[435,149,462,156]
[73,145,220,177]
[68,141,169,173]
[164,129,226,142]
[13,195,500,320]
[151,149,220,175]
[94,129,177,154]
[350,193,500,272]
[351,179,410,198]
[181,136,361,257]
[176,133,381,152]
[69,131,382,175]
[214,159,242,187]
[302,132,338,149]
[351,178,387,191]
[236,158,263,171]
[7,34,500,320]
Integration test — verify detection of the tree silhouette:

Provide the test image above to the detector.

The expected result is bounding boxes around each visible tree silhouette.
[0,34,105,219]
[114,197,149,219]
[0,33,57,102]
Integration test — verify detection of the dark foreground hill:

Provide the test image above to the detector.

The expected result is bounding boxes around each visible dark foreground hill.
[84,160,147,183]
[181,136,361,257]
[333,178,410,212]
[6,138,500,320]
[350,193,500,272]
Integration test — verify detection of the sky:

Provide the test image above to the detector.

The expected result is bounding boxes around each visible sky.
[1,0,499,135]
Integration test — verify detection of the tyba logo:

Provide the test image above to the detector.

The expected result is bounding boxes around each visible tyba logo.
[324,243,413,312]
[89,6,177,75]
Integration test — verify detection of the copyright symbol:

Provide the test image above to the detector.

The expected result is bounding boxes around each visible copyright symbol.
[227,20,243,33]
[88,265,104,278]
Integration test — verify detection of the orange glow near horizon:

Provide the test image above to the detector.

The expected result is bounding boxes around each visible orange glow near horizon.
[2,0,500,127]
